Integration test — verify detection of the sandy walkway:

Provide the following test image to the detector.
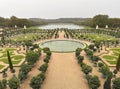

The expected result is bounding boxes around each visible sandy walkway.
[58,31,65,39]
[41,53,89,89]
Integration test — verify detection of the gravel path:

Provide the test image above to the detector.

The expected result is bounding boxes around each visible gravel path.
[41,53,89,89]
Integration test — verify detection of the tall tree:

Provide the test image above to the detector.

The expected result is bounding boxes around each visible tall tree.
[7,50,14,73]
[116,54,120,71]
[92,14,109,28]
[0,17,5,26]
[104,78,111,89]
[104,71,113,89]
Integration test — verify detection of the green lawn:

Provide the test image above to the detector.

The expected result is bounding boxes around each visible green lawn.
[0,49,3,51]
[9,33,48,42]
[0,55,24,64]
[102,48,120,65]
[0,65,4,70]
[106,60,117,65]
[110,48,120,52]
[0,48,25,64]
[102,55,117,60]
[80,33,116,41]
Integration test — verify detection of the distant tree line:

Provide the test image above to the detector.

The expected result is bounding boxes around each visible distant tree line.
[91,14,120,28]
[73,14,120,28]
[0,16,46,28]
[0,15,120,28]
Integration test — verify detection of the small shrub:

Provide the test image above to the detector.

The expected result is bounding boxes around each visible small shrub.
[88,75,101,89]
[112,77,120,89]
[30,76,43,89]
[38,63,48,73]
[82,64,92,75]
[77,55,84,63]
[43,47,50,53]
[98,62,104,67]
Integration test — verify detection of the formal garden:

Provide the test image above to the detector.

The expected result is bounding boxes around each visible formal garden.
[0,14,120,89]
[0,47,25,70]
[0,27,120,89]
[0,48,24,64]
[101,48,120,65]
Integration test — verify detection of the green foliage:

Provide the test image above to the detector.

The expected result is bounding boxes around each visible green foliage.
[104,77,111,89]
[77,55,84,63]
[98,62,104,67]
[92,56,101,62]
[30,75,43,89]
[7,50,14,73]
[82,64,92,75]
[44,55,51,63]
[0,16,46,27]
[91,14,109,28]
[32,44,39,49]
[0,65,4,70]
[8,76,20,89]
[84,48,93,58]
[46,51,51,56]
[18,64,32,82]
[0,80,4,89]
[2,79,7,89]
[24,40,33,47]
[37,73,46,81]
[108,18,120,28]
[75,48,82,56]
[101,66,110,76]
[37,48,42,55]
[88,44,95,50]
[89,14,120,28]
[116,54,120,71]
[113,77,120,89]
[43,47,50,53]
[19,64,32,73]
[26,51,39,65]
[87,75,101,89]
[38,63,48,73]
[108,71,113,79]
[102,48,120,65]
[94,41,101,49]
[113,69,118,74]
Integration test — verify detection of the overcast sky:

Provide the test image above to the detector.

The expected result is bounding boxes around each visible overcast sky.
[0,0,120,19]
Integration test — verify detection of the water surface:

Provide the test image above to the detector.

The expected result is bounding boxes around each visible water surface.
[38,23,84,29]
[40,40,86,52]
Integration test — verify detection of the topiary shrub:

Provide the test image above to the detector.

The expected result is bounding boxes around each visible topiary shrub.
[26,51,39,65]
[8,76,20,89]
[82,64,92,75]
[77,55,84,63]
[98,62,104,67]
[37,73,46,81]
[101,66,110,78]
[87,75,101,89]
[7,50,15,73]
[75,48,82,56]
[43,47,50,53]
[38,63,48,73]
[112,77,120,89]
[30,75,43,89]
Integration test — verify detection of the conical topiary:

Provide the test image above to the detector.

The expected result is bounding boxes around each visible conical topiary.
[7,50,15,73]
[116,54,120,71]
